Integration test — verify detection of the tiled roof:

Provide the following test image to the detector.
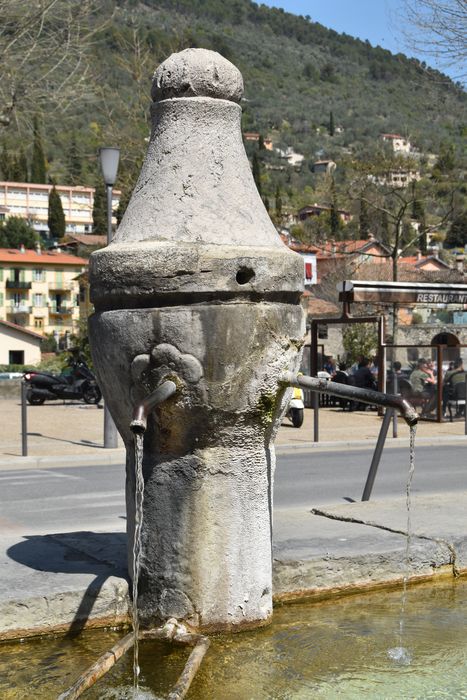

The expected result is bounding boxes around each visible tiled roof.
[0,248,87,265]
[0,319,43,340]
[63,234,106,247]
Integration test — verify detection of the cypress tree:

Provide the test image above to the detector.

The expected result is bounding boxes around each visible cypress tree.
[48,185,66,239]
[275,184,282,218]
[92,182,107,235]
[381,210,390,246]
[258,134,265,150]
[329,178,339,235]
[67,134,82,185]
[359,198,370,239]
[31,116,47,183]
[0,143,11,180]
[329,110,335,136]
[18,147,29,182]
[252,152,262,196]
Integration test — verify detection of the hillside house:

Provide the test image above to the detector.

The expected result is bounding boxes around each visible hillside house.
[0,245,86,342]
[381,133,412,154]
[297,204,352,224]
[312,160,336,175]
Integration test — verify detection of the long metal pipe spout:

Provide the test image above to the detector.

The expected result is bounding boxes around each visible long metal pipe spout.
[281,372,418,427]
[131,380,177,434]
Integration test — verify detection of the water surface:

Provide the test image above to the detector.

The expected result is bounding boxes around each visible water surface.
[2,579,467,699]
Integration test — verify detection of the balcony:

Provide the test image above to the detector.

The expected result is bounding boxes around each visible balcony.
[49,282,72,292]
[6,280,32,290]
[49,302,73,315]
[7,302,31,314]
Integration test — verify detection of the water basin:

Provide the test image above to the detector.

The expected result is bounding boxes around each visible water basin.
[2,578,467,699]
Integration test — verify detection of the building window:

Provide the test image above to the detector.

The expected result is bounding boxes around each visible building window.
[34,317,44,330]
[33,293,43,307]
[33,269,44,282]
[9,350,24,365]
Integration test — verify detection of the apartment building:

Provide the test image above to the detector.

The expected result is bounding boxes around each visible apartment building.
[0,181,120,237]
[0,245,87,341]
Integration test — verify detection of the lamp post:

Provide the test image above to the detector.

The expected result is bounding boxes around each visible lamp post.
[99,147,120,449]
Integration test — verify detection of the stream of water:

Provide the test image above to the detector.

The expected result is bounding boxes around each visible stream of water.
[387,424,417,666]
[133,432,145,696]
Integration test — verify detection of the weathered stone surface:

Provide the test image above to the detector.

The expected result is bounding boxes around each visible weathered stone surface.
[151,48,244,102]
[89,48,304,631]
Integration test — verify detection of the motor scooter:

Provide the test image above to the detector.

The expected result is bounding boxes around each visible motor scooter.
[286,385,305,427]
[23,360,102,405]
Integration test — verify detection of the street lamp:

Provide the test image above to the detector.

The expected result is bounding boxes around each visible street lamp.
[99,147,120,448]
[99,147,120,244]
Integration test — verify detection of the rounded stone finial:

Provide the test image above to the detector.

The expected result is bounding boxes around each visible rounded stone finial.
[151,48,244,103]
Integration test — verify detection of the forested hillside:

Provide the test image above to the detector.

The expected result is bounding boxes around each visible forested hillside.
[0,0,465,244]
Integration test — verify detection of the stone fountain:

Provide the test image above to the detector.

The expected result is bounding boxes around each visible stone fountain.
[89,48,305,633]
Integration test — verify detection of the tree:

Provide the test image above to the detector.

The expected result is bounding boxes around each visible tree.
[252,152,262,196]
[30,117,46,184]
[92,182,107,235]
[275,185,282,219]
[66,134,82,185]
[0,0,110,130]
[444,210,467,247]
[400,0,467,80]
[328,110,335,137]
[48,185,66,239]
[0,216,38,248]
[342,323,378,364]
[359,198,370,239]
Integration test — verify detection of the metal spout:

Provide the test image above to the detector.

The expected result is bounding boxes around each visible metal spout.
[281,372,418,427]
[131,380,177,434]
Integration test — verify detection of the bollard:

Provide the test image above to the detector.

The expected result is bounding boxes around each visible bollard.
[21,381,28,457]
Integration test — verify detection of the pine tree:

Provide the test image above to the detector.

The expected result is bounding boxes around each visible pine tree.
[329,110,335,136]
[48,185,66,239]
[30,116,47,183]
[252,152,262,196]
[66,134,82,185]
[92,182,107,235]
[359,198,370,239]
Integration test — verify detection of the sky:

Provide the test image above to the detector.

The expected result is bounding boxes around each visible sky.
[261,0,447,74]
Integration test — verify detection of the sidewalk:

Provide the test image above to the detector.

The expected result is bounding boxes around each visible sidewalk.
[0,398,466,641]
[1,397,466,464]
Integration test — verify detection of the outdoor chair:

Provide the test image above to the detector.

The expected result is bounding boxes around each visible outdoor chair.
[398,377,431,415]
[447,382,466,422]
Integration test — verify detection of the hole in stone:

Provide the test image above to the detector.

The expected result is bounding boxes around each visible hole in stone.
[236,267,255,285]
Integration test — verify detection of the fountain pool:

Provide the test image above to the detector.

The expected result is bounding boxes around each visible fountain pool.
[2,578,466,699]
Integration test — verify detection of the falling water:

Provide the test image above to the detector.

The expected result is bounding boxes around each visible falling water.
[133,432,145,695]
[387,424,417,665]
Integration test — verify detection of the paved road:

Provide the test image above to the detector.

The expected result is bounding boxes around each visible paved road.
[1,445,465,536]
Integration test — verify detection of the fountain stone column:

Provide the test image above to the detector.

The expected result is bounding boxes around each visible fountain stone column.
[89,48,305,632]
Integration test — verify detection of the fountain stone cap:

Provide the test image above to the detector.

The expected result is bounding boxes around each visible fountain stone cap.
[89,48,304,312]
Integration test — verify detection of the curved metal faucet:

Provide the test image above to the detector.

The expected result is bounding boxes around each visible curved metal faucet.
[131,380,177,434]
[281,372,418,427]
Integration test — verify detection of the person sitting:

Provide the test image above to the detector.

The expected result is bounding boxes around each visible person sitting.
[351,357,376,410]
[333,362,351,410]
[410,358,436,416]
[442,357,465,416]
